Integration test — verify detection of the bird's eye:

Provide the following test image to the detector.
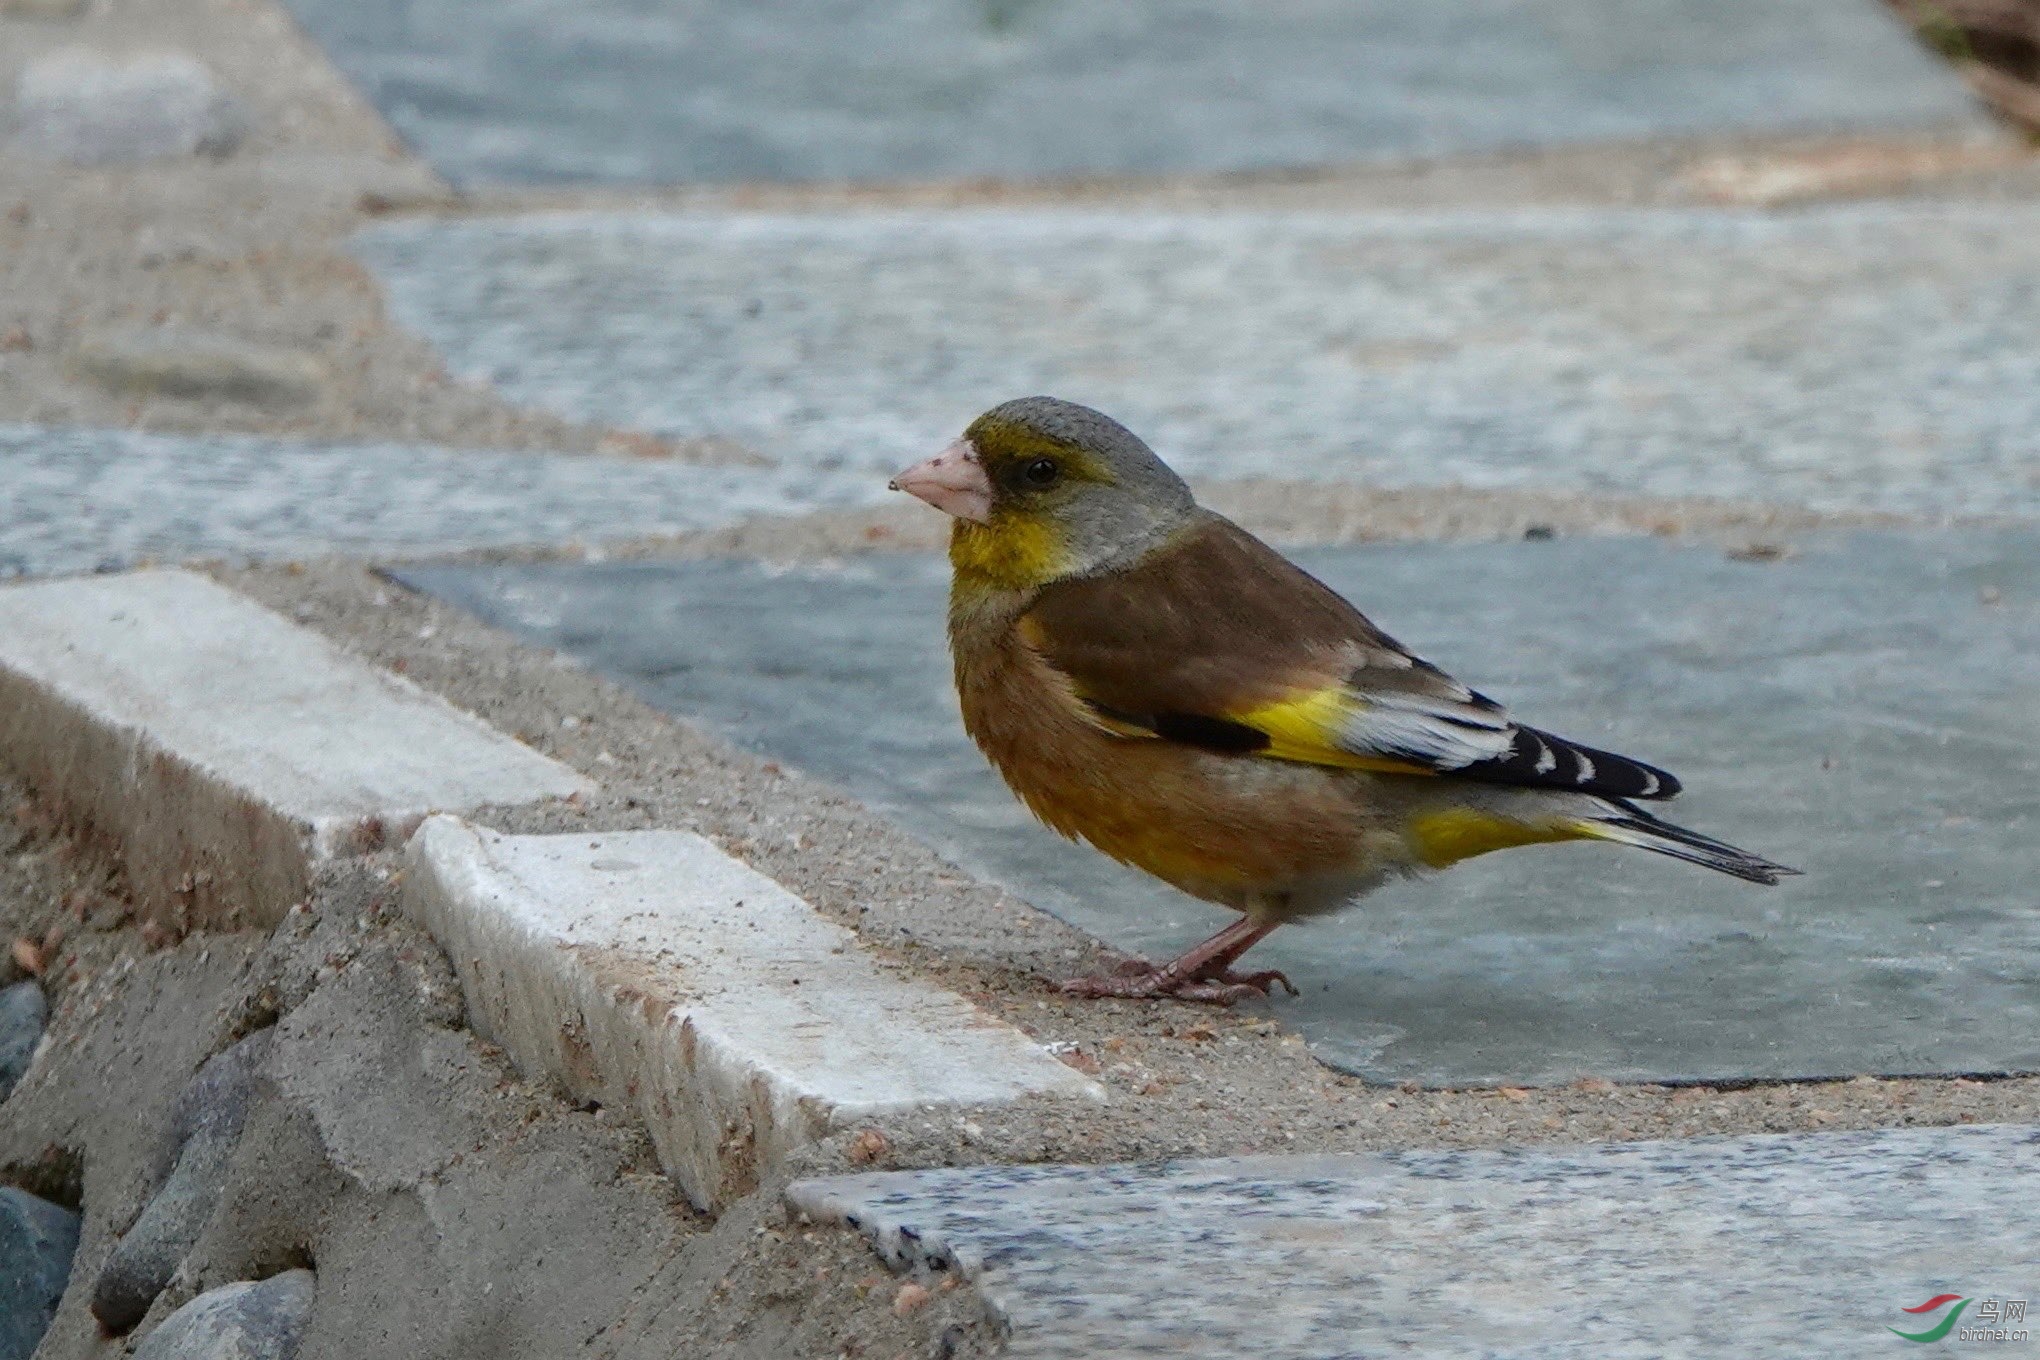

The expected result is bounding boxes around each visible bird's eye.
[1022,458,1060,487]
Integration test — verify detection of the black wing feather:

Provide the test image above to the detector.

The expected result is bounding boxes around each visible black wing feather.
[1454,725,1681,800]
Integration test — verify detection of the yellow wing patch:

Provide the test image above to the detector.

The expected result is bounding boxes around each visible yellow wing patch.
[1408,809,1587,869]
[1235,688,1437,776]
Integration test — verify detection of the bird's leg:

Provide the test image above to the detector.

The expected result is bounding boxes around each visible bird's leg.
[1061,916,1298,1005]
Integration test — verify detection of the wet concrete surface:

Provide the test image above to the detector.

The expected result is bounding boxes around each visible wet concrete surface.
[278,0,1987,185]
[791,1124,2040,1358]
[399,527,2040,1087]
[355,204,2040,519]
[0,423,878,577]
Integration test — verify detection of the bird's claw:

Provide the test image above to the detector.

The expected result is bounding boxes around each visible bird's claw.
[1060,961,1298,1006]
[1219,967,1301,998]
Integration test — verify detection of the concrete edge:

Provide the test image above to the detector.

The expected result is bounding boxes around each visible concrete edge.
[0,651,315,931]
[0,569,593,930]
[402,815,1104,1212]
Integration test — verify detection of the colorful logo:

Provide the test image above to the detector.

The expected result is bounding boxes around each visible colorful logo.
[1891,1294,1970,1343]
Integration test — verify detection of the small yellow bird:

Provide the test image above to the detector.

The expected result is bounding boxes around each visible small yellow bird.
[891,396,1798,1004]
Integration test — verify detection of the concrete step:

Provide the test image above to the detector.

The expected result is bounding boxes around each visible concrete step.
[0,422,881,580]
[0,569,589,928]
[401,817,1103,1211]
[355,202,2040,520]
[397,527,2040,1087]
[276,0,1989,185]
[791,1123,2040,1358]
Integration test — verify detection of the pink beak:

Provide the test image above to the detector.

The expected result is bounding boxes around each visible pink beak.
[889,438,994,523]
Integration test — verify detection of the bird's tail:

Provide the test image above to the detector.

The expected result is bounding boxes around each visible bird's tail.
[1575,803,1800,885]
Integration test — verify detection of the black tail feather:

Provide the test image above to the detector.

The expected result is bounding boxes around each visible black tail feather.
[1587,807,1800,885]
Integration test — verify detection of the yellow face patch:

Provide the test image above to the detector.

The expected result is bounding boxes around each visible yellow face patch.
[1407,808,1585,869]
[950,512,1072,590]
[1236,689,1436,775]
[964,416,1111,484]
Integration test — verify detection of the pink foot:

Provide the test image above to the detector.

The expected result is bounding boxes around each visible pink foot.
[1060,960,1298,1006]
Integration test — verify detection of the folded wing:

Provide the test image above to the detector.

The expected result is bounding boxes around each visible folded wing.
[1020,513,1679,800]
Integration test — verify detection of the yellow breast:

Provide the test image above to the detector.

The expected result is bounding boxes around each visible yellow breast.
[947,584,1391,908]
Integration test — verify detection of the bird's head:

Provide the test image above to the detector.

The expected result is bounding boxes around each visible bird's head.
[891,396,1196,589]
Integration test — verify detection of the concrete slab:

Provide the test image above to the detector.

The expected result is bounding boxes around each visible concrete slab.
[789,1124,2040,1358]
[397,527,2040,1086]
[0,569,589,928]
[278,0,1987,186]
[0,423,881,579]
[354,204,2040,519]
[402,817,1103,1211]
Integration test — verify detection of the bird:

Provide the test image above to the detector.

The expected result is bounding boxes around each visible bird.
[889,396,1799,1004]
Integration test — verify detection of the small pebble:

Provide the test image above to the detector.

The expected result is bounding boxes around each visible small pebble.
[130,1270,314,1360]
[92,1030,276,1332]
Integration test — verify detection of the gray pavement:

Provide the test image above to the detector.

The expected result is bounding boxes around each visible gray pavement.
[10,0,2034,1350]
[791,1124,2040,1358]
[400,527,2040,1087]
[276,0,1986,186]
[355,203,2040,519]
[0,423,878,577]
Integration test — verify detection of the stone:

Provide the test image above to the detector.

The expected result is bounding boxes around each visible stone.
[69,332,327,411]
[0,569,591,929]
[276,0,1988,185]
[397,527,2040,1086]
[789,1124,2040,1359]
[353,202,2040,520]
[93,1030,273,1334]
[0,981,45,1099]
[402,817,1103,1211]
[0,1188,80,1360]
[0,422,879,580]
[12,49,246,166]
[130,1271,314,1360]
